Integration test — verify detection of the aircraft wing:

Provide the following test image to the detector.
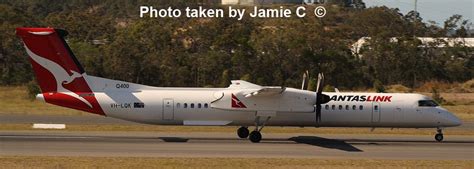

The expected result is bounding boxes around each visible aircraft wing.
[229,80,285,97]
[242,86,286,97]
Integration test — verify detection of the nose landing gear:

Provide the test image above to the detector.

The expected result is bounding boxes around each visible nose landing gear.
[435,128,443,142]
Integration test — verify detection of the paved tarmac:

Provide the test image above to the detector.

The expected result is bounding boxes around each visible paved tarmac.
[0,131,473,160]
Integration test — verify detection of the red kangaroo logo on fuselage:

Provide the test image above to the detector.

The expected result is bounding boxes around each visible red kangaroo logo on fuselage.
[231,94,247,108]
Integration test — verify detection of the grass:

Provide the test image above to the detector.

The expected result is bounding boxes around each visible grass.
[420,92,474,105]
[0,86,86,116]
[414,80,474,93]
[0,156,472,169]
[444,105,474,121]
[1,123,472,135]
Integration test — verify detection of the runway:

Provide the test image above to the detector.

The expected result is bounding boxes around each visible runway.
[1,131,473,160]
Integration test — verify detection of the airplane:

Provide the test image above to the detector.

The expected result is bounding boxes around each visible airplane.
[16,27,462,143]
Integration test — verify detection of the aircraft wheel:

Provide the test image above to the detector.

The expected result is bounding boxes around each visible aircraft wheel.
[435,134,443,142]
[249,131,262,143]
[237,127,249,138]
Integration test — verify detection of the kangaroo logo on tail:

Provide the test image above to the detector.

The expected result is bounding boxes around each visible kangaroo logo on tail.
[16,27,104,116]
[25,46,93,108]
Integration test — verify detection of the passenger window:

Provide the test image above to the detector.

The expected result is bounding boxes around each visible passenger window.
[374,105,378,111]
[198,103,202,108]
[177,103,180,108]
[345,105,349,110]
[204,103,208,108]
[352,105,356,110]
[332,105,335,110]
[338,105,343,110]
[184,103,187,108]
[325,105,329,110]
[191,103,194,108]
[359,105,363,110]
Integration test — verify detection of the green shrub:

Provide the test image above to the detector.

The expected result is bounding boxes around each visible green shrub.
[373,80,385,93]
[323,85,335,92]
[26,80,40,100]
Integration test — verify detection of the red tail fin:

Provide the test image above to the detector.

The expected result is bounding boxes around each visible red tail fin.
[16,27,105,116]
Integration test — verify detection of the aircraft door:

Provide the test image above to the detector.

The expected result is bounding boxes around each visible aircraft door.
[372,102,381,123]
[163,98,174,120]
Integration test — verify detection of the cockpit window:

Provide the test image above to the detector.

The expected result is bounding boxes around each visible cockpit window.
[418,100,439,107]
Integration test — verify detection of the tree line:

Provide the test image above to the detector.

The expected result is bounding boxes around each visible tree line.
[0,0,472,91]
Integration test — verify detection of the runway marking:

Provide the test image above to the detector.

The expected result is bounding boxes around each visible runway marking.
[0,135,93,139]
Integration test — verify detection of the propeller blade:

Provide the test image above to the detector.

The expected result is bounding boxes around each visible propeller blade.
[315,73,324,123]
[316,73,324,94]
[301,72,307,90]
[316,104,321,123]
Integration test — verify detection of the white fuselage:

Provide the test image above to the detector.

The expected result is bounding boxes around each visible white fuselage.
[82,76,461,129]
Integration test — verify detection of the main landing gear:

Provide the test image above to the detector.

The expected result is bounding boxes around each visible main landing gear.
[237,126,249,138]
[249,130,262,143]
[236,116,271,143]
[249,116,270,143]
[435,128,444,142]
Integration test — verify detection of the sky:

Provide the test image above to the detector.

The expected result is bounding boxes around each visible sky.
[364,0,473,26]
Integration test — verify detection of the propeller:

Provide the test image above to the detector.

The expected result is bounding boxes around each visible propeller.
[315,73,330,123]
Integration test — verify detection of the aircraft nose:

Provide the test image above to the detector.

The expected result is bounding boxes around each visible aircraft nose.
[444,111,462,127]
